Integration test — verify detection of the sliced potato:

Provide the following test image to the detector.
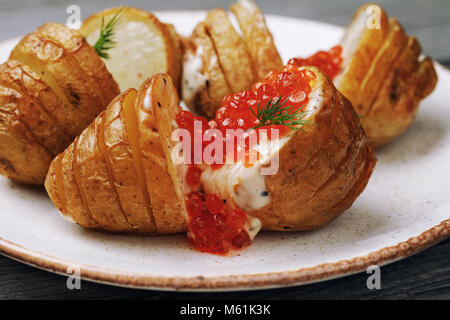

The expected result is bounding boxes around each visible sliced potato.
[10,24,117,134]
[204,9,255,93]
[336,4,438,148]
[80,7,179,91]
[101,93,156,233]
[230,0,283,79]
[336,3,389,115]
[135,77,187,233]
[183,23,232,118]
[2,23,119,184]
[45,78,187,234]
[0,61,72,155]
[0,86,53,184]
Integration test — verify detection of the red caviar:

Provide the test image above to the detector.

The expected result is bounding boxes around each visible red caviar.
[288,45,343,80]
[176,66,316,169]
[176,65,316,254]
[186,192,250,254]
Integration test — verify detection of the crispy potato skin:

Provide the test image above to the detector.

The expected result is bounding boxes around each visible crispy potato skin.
[0,23,119,185]
[0,86,53,184]
[251,68,376,230]
[205,9,255,94]
[337,4,438,148]
[45,76,186,234]
[230,0,283,79]
[136,77,186,233]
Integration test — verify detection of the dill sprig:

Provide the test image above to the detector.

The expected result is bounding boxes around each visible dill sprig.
[93,7,124,59]
[248,96,312,131]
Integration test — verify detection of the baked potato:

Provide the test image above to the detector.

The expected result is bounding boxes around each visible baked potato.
[46,66,375,253]
[45,77,186,233]
[80,7,181,91]
[0,23,119,184]
[182,0,282,118]
[290,4,438,148]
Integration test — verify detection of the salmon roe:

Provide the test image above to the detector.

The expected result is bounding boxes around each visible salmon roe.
[186,192,250,254]
[176,65,316,254]
[176,66,316,169]
[288,45,343,80]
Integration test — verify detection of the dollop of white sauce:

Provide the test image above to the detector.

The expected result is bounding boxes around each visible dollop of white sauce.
[182,46,208,107]
[200,135,291,212]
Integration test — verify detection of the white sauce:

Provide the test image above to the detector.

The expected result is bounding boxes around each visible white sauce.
[200,135,291,212]
[182,46,208,107]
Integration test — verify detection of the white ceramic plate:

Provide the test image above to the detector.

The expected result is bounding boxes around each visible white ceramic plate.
[0,11,449,291]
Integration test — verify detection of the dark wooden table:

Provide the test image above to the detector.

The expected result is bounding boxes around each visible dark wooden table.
[0,0,449,299]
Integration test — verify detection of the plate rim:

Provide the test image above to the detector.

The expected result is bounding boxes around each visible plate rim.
[0,217,448,291]
[0,13,449,291]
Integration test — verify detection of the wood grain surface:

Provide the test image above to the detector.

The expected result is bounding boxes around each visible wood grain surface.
[0,0,449,299]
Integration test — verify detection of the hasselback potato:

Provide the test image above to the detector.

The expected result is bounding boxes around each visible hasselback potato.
[0,22,119,184]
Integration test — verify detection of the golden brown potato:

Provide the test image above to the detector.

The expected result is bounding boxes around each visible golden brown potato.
[336,4,438,148]
[230,0,283,79]
[45,77,186,234]
[181,1,283,119]
[196,67,377,230]
[47,69,375,235]
[204,9,255,93]
[0,85,54,184]
[10,23,119,132]
[80,7,180,91]
[0,23,119,184]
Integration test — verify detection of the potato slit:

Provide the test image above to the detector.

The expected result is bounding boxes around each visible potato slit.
[54,153,67,214]
[0,79,71,149]
[121,90,157,231]
[204,23,234,94]
[96,112,135,228]
[363,20,408,117]
[10,52,76,126]
[1,89,56,157]
[72,136,102,228]
[35,26,109,108]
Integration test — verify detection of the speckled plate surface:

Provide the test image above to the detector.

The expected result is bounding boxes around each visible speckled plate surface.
[0,12,449,291]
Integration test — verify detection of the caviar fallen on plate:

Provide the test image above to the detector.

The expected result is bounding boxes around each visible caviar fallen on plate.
[288,45,343,80]
[176,66,316,254]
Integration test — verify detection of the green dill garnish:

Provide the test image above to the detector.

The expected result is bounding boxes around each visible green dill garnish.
[93,7,124,59]
[247,96,312,131]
